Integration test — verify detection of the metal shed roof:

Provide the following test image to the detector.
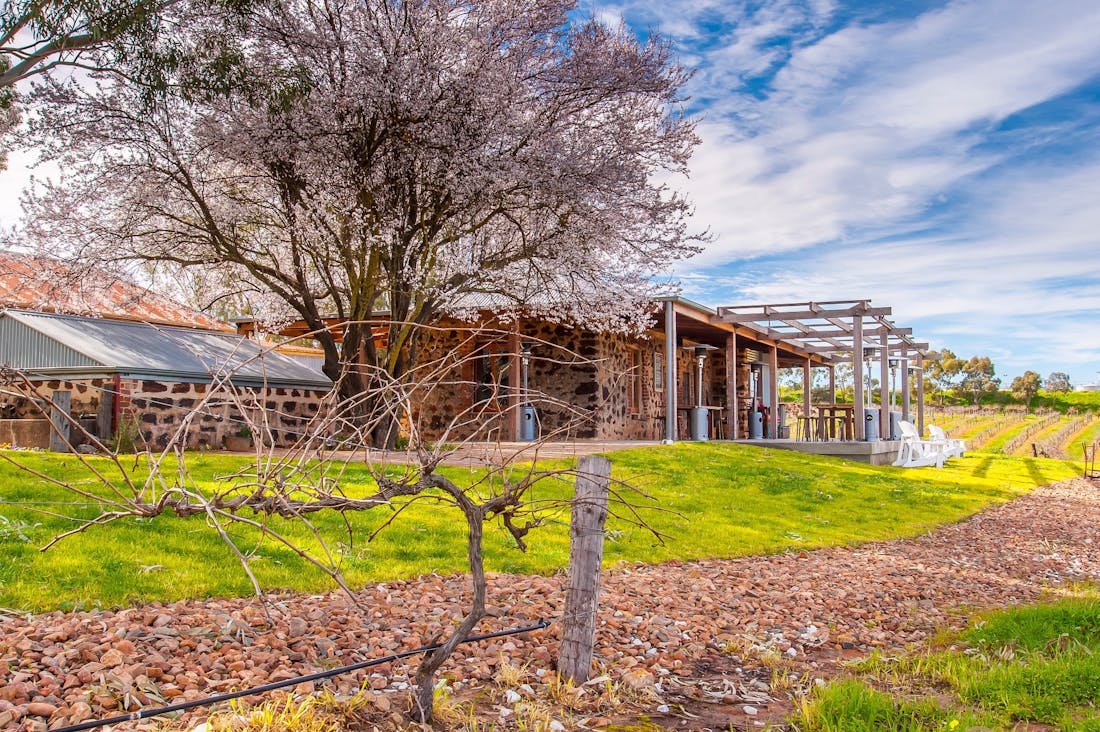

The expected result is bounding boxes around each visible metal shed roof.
[0,309,332,390]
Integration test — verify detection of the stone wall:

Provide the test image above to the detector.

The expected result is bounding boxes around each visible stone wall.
[0,377,328,450]
[411,319,604,442]
[410,321,747,443]
[595,332,666,441]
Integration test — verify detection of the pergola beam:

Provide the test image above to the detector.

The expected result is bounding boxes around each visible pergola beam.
[801,341,929,355]
[762,325,913,340]
[716,305,892,323]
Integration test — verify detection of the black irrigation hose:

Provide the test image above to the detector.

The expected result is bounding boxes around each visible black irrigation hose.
[49,619,552,732]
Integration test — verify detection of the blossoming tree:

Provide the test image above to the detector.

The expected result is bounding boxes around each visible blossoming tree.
[19,0,702,445]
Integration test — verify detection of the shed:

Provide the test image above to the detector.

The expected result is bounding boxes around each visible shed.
[0,309,332,449]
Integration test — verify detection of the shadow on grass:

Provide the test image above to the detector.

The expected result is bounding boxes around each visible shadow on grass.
[971,455,994,479]
[1021,457,1063,487]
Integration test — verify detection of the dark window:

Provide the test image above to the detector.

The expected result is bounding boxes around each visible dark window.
[474,344,511,408]
[629,349,643,414]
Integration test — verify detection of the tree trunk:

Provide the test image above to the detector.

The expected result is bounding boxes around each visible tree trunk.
[411,496,486,723]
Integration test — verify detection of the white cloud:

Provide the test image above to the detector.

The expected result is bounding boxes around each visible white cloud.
[679,158,1100,381]
[648,0,1100,381]
[674,0,1100,264]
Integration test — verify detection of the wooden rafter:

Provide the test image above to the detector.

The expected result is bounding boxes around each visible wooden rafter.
[713,299,935,364]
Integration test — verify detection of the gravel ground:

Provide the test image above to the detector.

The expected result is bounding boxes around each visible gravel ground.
[1,477,1097,731]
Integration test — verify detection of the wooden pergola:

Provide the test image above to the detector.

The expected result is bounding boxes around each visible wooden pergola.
[714,300,937,439]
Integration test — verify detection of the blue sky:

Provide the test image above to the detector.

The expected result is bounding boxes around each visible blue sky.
[2,0,1100,386]
[588,0,1100,387]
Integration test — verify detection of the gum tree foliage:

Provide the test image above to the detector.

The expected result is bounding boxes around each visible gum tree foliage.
[1011,370,1042,411]
[955,355,1000,407]
[1046,371,1072,394]
[19,0,701,445]
[2,0,255,168]
[925,348,963,405]
[1,0,254,86]
[1,0,167,87]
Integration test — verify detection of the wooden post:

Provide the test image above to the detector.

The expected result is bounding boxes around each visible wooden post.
[768,346,779,438]
[880,331,890,439]
[664,302,677,442]
[49,390,72,453]
[916,354,926,436]
[829,365,836,403]
[559,455,612,683]
[900,347,910,423]
[96,386,114,440]
[726,332,738,440]
[853,317,864,440]
[509,329,522,441]
[802,357,812,422]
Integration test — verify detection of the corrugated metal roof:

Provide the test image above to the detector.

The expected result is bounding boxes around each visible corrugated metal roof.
[0,314,101,369]
[1,309,332,390]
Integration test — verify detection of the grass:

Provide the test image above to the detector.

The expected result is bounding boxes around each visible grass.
[0,444,1082,611]
[795,594,1100,731]
[1068,420,1100,461]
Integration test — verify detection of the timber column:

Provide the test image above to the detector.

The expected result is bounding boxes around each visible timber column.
[725,331,738,439]
[853,315,864,440]
[664,300,678,442]
[880,330,890,439]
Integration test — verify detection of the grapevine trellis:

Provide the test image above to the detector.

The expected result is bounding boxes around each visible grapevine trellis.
[1004,414,1063,455]
[966,416,1020,450]
[1035,416,1100,460]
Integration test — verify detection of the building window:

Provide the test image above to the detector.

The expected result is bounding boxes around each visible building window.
[629,349,643,414]
[654,352,664,391]
[473,343,511,408]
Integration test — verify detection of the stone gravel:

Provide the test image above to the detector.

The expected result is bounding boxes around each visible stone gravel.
[1,478,1097,730]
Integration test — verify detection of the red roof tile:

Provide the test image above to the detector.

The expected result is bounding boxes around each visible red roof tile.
[0,251,230,331]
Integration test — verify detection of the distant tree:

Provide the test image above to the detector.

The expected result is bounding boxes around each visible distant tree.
[955,356,1000,406]
[1046,372,1072,393]
[778,368,802,389]
[1011,370,1042,411]
[925,349,963,405]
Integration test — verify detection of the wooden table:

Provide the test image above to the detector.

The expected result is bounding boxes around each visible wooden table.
[676,405,726,439]
[815,404,855,440]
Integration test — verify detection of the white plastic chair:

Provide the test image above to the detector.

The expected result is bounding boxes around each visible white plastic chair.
[928,425,966,458]
[893,420,946,468]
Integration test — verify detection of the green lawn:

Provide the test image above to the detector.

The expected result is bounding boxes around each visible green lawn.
[1068,420,1100,461]
[0,444,1081,612]
[796,594,1100,731]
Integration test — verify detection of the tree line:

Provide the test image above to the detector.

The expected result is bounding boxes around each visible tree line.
[925,352,1074,410]
[779,354,1076,410]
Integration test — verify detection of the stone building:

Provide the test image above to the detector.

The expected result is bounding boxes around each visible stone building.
[409,297,838,443]
[0,309,331,449]
[236,297,840,444]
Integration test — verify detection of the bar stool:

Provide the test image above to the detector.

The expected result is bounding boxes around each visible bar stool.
[796,415,817,441]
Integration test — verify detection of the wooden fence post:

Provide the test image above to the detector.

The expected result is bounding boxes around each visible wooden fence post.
[559,454,612,683]
[49,390,72,453]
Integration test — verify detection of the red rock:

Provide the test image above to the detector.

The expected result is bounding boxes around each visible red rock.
[25,702,57,717]
[100,648,125,668]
